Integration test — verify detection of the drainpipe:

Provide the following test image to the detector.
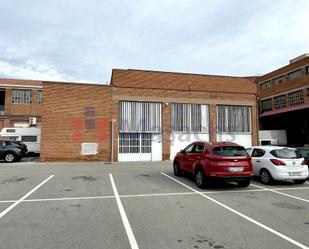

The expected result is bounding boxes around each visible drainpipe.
[111,119,116,163]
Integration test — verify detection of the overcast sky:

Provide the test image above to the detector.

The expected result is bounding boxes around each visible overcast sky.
[0,0,309,84]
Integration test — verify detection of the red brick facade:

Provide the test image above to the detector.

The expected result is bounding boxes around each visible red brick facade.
[41,70,258,162]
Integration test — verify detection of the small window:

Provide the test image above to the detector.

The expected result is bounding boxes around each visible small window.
[288,69,302,80]
[213,146,247,156]
[0,141,5,146]
[21,136,37,142]
[261,99,272,112]
[260,81,271,89]
[252,149,266,157]
[274,76,285,85]
[274,95,286,109]
[288,90,304,106]
[37,90,43,104]
[194,144,205,153]
[270,148,301,159]
[306,66,309,74]
[12,89,32,104]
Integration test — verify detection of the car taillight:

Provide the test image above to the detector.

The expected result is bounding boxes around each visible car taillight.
[301,160,308,165]
[270,159,286,166]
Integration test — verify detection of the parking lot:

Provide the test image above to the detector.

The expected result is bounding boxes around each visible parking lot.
[0,161,308,249]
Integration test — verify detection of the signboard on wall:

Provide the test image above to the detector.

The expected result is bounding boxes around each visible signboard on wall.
[81,143,98,155]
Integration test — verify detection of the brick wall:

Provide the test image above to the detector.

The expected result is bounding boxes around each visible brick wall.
[41,82,112,161]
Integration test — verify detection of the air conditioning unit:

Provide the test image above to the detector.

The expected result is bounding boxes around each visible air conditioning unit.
[29,117,37,125]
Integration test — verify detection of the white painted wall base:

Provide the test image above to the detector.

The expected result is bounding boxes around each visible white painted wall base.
[217,133,252,148]
[170,133,209,160]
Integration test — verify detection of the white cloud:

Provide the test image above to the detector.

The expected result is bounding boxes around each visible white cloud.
[0,0,308,82]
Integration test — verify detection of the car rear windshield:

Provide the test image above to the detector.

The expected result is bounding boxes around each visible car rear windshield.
[270,149,302,159]
[297,149,309,158]
[213,146,247,156]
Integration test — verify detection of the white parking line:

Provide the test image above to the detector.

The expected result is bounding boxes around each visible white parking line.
[161,172,309,249]
[251,184,309,203]
[0,175,54,219]
[109,174,139,249]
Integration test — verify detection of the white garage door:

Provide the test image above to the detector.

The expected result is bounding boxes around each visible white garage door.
[170,103,209,160]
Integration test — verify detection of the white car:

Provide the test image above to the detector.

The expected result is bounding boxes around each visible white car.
[246,146,308,184]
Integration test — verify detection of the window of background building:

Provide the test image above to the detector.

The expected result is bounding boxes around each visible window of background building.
[261,99,272,112]
[288,69,302,80]
[289,90,304,106]
[306,66,309,74]
[11,89,32,104]
[37,90,43,104]
[274,75,285,85]
[274,95,286,109]
[217,105,251,133]
[260,81,271,89]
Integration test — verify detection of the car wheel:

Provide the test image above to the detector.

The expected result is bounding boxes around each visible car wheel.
[195,169,206,188]
[173,162,182,177]
[260,169,273,185]
[237,180,251,187]
[4,152,16,163]
[293,179,307,184]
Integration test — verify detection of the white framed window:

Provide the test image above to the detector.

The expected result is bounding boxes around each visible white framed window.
[12,89,32,104]
[171,103,209,132]
[217,105,251,133]
[119,133,152,154]
[119,101,161,132]
[37,90,43,104]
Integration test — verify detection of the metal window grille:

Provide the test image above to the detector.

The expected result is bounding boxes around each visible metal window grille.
[217,105,251,133]
[261,99,272,112]
[288,90,304,106]
[37,91,43,104]
[119,133,152,154]
[288,69,302,80]
[171,103,209,132]
[11,89,32,104]
[119,101,162,132]
[274,95,286,109]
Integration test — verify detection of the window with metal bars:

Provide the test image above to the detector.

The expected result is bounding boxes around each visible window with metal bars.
[119,101,161,132]
[217,105,251,133]
[171,103,209,132]
[11,89,32,104]
[274,95,286,109]
[288,90,304,106]
[37,90,43,104]
[119,133,152,154]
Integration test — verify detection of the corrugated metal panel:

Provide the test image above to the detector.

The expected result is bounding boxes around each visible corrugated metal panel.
[119,101,162,132]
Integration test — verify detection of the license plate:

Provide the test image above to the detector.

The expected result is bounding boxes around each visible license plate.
[229,167,244,172]
[289,172,301,176]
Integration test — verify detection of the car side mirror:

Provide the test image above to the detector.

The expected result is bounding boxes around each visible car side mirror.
[180,149,186,154]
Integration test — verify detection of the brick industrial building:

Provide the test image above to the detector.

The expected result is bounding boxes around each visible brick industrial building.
[0,54,308,162]
[41,69,257,161]
[0,78,43,129]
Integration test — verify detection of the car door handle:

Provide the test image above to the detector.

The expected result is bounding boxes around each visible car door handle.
[256,160,260,163]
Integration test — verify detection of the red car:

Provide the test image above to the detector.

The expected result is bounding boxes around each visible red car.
[173,142,253,188]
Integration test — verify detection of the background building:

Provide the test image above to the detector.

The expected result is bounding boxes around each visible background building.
[0,78,43,129]
[258,54,309,146]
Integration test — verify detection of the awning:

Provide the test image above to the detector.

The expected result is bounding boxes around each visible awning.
[260,103,309,117]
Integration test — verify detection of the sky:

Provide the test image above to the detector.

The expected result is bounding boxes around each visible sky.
[0,0,309,84]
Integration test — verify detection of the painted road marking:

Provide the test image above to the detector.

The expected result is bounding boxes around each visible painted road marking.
[110,174,139,249]
[161,172,309,249]
[0,175,54,219]
[251,183,309,203]
[0,185,308,204]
